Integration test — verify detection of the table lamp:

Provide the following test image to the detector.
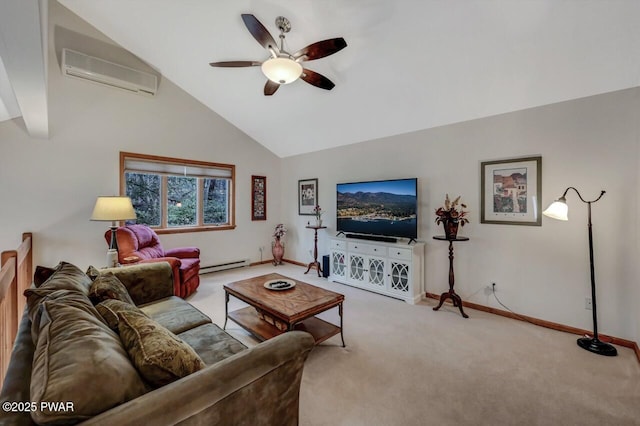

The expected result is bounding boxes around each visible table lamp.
[91,196,136,267]
[543,187,616,356]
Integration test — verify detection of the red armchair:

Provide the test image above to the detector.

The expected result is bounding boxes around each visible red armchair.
[105,224,200,298]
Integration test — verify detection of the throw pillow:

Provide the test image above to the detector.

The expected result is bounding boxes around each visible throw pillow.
[25,261,92,299]
[117,310,205,387]
[33,265,56,287]
[24,261,94,343]
[30,294,148,425]
[89,272,136,306]
[85,265,101,281]
[96,299,148,331]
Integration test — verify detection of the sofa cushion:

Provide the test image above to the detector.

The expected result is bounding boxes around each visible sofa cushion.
[117,310,206,387]
[179,257,200,275]
[89,272,136,305]
[125,224,165,259]
[33,265,56,287]
[101,262,174,305]
[30,293,148,425]
[139,296,211,334]
[178,323,247,365]
[96,299,148,331]
[24,262,94,343]
[25,261,91,302]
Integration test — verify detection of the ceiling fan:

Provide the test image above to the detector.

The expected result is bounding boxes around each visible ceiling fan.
[209,14,347,96]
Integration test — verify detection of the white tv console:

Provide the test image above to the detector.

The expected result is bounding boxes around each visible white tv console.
[328,236,425,304]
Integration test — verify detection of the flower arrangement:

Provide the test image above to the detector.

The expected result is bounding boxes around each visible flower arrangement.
[273,223,287,239]
[435,194,469,226]
[312,205,323,220]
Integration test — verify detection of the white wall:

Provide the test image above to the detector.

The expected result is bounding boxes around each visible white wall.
[281,88,640,340]
[0,1,281,269]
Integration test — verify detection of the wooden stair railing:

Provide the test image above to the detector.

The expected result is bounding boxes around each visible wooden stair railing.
[0,233,32,386]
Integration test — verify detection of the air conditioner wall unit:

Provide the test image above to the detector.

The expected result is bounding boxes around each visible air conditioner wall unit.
[62,48,157,96]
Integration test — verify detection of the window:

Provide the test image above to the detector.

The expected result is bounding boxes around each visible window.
[120,152,235,233]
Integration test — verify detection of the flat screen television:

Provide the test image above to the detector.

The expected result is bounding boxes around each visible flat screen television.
[336,178,418,240]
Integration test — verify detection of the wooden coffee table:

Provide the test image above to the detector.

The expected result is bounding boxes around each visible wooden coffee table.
[224,273,345,346]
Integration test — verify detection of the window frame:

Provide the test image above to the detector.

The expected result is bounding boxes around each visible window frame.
[120,152,236,234]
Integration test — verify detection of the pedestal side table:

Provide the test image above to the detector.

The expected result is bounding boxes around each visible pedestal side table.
[305,225,327,277]
[432,235,469,318]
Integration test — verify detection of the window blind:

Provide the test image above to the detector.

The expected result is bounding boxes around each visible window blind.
[123,158,232,179]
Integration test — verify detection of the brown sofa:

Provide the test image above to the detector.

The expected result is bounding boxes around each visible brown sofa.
[0,262,314,425]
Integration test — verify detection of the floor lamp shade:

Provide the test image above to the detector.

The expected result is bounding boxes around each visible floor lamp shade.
[91,196,137,223]
[542,198,568,221]
[91,196,137,266]
[542,187,616,357]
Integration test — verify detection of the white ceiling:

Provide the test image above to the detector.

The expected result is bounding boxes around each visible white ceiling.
[13,1,640,156]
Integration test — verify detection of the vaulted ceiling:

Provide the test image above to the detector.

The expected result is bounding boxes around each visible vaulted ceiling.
[3,1,640,157]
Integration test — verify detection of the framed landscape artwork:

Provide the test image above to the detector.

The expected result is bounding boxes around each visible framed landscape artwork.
[251,175,266,221]
[298,178,318,215]
[480,156,542,226]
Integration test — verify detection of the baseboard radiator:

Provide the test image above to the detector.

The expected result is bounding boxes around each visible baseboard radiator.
[200,259,250,274]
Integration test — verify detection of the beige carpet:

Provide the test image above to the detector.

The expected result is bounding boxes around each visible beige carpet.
[188,263,640,426]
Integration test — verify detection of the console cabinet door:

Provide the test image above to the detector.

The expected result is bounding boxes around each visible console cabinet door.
[330,250,347,279]
[348,253,367,285]
[366,256,386,290]
[388,260,411,295]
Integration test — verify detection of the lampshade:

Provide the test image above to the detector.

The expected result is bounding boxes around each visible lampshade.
[90,196,136,222]
[542,197,569,221]
[261,57,303,84]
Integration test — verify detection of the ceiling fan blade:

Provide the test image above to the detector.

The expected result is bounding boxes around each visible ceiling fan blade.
[241,14,279,52]
[264,80,280,96]
[209,61,261,67]
[294,38,347,61]
[300,69,335,90]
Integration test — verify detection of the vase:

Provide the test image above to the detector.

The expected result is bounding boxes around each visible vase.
[316,218,323,227]
[272,237,284,266]
[443,219,459,240]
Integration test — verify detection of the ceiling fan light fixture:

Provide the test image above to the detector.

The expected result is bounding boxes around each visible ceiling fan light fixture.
[261,57,302,85]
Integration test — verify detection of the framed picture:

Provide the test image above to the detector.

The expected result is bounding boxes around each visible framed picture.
[481,156,542,226]
[298,178,318,215]
[251,175,266,221]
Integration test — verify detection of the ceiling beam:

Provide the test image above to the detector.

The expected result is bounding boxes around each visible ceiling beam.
[0,0,49,138]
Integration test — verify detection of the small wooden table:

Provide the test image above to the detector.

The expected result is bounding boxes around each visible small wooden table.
[305,225,327,277]
[224,273,345,346]
[432,235,469,318]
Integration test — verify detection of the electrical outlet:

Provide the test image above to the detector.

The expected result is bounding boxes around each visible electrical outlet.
[585,297,592,310]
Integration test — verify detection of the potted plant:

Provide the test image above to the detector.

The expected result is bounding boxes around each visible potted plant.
[272,224,287,265]
[435,194,469,239]
[313,205,323,227]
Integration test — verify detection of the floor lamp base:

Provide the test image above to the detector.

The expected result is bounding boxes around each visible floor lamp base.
[577,337,617,356]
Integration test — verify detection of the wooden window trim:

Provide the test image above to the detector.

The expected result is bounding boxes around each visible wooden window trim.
[120,152,236,234]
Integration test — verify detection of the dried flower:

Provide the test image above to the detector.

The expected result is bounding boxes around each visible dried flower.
[435,194,469,226]
[273,223,287,239]
[312,205,323,219]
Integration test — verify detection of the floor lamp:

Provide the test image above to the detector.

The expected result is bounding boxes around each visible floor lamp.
[542,187,617,356]
[91,196,137,268]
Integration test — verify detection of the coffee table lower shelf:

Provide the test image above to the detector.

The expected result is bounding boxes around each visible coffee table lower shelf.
[228,307,341,345]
